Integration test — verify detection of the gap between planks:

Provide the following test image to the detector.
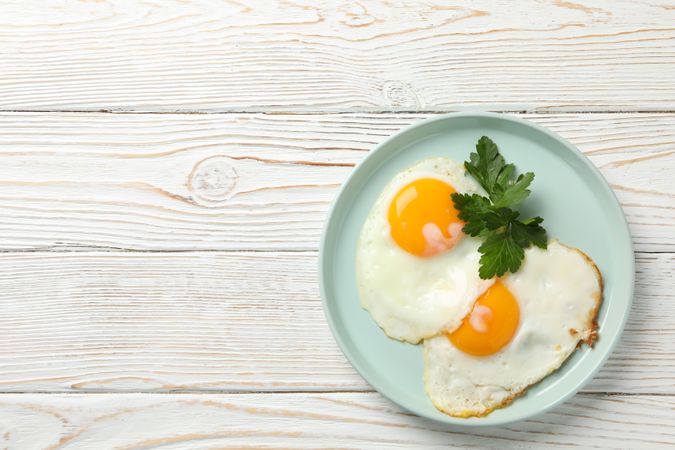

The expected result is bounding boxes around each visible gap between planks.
[0,246,317,253]
[0,247,670,255]
[2,109,675,115]
[0,390,672,396]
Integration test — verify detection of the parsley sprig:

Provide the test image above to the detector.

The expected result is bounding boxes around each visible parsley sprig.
[451,136,547,279]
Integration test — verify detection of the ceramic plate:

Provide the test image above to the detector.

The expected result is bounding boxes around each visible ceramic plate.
[319,112,633,426]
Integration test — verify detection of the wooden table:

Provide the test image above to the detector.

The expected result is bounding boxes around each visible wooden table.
[0,1,673,448]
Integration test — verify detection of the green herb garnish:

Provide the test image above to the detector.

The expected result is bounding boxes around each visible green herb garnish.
[451,136,547,279]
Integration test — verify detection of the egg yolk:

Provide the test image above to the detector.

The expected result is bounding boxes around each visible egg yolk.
[387,178,463,257]
[447,281,520,356]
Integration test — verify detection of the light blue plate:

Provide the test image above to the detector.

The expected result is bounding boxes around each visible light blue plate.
[319,112,634,426]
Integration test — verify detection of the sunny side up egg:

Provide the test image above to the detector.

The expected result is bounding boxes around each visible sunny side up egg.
[356,158,494,344]
[423,240,603,418]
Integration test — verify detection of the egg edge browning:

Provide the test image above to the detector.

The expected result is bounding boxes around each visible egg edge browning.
[422,241,604,418]
[570,246,603,348]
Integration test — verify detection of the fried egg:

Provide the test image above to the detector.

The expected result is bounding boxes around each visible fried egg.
[356,157,494,344]
[424,240,602,417]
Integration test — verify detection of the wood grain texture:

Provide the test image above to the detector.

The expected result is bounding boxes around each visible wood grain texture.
[0,251,671,393]
[0,112,671,252]
[1,393,674,449]
[0,0,674,112]
[0,0,673,445]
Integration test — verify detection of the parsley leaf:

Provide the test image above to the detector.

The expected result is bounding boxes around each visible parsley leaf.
[492,172,534,208]
[511,216,547,249]
[464,136,535,208]
[478,231,524,279]
[464,136,504,195]
[476,213,547,278]
[452,136,548,279]
[450,193,491,237]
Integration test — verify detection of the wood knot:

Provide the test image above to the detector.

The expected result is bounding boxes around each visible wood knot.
[189,156,238,204]
[339,2,375,27]
[382,81,421,109]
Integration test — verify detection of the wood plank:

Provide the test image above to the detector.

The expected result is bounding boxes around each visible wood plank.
[0,251,671,393]
[0,393,673,449]
[0,1,674,112]
[0,112,671,252]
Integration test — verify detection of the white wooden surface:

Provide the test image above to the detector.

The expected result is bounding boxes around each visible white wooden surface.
[1,0,674,112]
[0,1,674,449]
[2,394,675,449]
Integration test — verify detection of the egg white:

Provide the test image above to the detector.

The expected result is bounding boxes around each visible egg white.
[423,240,603,417]
[356,157,493,344]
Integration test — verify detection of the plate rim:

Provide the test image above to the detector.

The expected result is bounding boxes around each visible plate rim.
[318,111,635,426]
